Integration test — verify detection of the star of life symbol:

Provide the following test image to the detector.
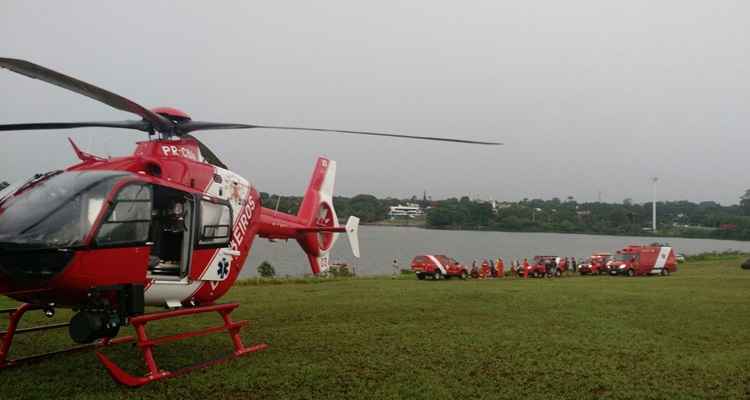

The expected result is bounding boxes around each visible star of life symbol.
[217,258,230,279]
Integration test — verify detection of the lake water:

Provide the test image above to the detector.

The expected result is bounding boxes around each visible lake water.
[240,225,750,277]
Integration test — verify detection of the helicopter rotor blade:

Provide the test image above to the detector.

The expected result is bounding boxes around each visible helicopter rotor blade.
[183,134,229,169]
[0,58,173,133]
[180,121,502,145]
[0,120,151,132]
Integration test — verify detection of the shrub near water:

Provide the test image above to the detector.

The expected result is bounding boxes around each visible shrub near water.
[257,260,276,277]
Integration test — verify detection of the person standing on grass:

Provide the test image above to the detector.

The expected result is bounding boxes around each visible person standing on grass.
[495,258,504,278]
[470,263,480,279]
[480,259,490,279]
[523,258,530,279]
[391,259,399,278]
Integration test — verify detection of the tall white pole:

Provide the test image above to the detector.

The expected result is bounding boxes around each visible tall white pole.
[651,177,658,232]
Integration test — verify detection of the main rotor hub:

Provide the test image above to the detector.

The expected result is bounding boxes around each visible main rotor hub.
[151,107,191,123]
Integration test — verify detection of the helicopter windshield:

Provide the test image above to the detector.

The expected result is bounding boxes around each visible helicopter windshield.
[0,171,61,205]
[0,171,128,248]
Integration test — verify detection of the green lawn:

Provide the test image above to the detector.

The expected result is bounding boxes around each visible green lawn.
[1,259,749,399]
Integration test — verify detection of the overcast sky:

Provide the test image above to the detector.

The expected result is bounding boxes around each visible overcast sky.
[1,1,748,204]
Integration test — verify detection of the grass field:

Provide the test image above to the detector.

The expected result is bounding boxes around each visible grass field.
[1,258,749,399]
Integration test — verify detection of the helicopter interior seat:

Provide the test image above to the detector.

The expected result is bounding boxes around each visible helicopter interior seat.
[148,187,193,278]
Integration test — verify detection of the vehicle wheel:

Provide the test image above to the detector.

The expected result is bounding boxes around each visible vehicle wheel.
[417,273,425,280]
[433,271,442,280]
[555,270,562,277]
[626,269,635,277]
[661,268,670,276]
[461,270,468,280]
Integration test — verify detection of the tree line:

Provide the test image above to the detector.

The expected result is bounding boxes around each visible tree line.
[427,196,750,241]
[259,192,399,223]
[258,192,750,240]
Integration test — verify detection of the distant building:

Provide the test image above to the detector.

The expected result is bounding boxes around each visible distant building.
[388,203,424,219]
[491,200,512,213]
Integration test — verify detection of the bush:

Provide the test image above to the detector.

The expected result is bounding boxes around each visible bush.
[328,264,353,277]
[257,261,276,278]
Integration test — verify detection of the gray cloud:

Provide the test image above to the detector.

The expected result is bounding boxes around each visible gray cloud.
[1,1,748,204]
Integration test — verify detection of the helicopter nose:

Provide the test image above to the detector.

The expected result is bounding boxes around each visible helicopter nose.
[0,249,76,293]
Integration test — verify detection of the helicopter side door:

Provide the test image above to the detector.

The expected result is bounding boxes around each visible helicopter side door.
[75,181,152,288]
[191,197,237,287]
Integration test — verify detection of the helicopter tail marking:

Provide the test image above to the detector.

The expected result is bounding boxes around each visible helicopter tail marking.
[257,157,359,275]
[297,158,359,275]
[297,158,339,275]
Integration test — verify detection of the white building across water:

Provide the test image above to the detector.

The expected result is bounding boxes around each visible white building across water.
[388,203,425,219]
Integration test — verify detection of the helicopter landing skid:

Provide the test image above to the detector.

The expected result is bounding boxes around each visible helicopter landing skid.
[0,303,131,369]
[95,302,268,387]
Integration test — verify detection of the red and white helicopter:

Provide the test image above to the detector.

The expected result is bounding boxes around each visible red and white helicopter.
[0,58,498,386]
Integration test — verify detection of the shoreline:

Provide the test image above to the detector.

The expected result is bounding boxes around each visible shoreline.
[359,222,750,242]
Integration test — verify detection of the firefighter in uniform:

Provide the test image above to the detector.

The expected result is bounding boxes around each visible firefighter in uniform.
[480,259,491,279]
[495,258,504,278]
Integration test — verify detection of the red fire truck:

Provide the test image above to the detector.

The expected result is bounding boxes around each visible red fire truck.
[578,252,612,275]
[521,259,546,278]
[608,245,677,277]
[532,256,568,277]
[411,254,468,280]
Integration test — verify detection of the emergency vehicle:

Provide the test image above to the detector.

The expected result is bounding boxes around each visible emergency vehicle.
[519,259,543,278]
[532,256,568,277]
[608,245,677,276]
[411,255,468,280]
[578,252,612,275]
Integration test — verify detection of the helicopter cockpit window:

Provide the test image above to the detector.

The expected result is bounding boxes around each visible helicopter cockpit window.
[0,171,126,248]
[199,200,231,247]
[95,184,152,246]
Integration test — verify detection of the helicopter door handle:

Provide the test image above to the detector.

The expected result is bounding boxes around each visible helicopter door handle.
[223,249,241,257]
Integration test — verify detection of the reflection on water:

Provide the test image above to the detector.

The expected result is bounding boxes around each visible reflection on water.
[241,225,750,277]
